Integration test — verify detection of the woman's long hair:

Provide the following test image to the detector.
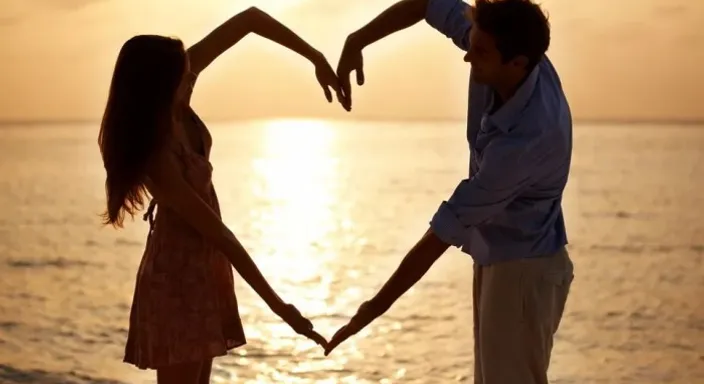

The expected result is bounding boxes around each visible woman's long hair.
[98,35,186,227]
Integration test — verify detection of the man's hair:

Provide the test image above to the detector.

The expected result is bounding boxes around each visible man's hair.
[471,0,550,68]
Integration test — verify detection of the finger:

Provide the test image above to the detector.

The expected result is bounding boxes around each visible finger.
[323,85,332,103]
[335,85,345,107]
[327,81,344,108]
[304,329,328,348]
[335,86,345,106]
[301,316,314,331]
[290,313,313,334]
[324,335,346,356]
[323,328,343,356]
[342,88,352,111]
[356,67,365,86]
[337,70,352,111]
[324,326,353,356]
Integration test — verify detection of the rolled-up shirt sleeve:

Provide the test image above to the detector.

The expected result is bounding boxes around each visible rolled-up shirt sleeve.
[425,0,472,51]
[430,132,556,247]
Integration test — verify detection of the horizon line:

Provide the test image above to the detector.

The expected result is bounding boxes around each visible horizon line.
[0,116,703,127]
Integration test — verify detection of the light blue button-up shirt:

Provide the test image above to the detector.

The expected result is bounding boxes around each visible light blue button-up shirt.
[425,0,573,265]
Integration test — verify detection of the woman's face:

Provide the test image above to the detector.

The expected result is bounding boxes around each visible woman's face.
[175,54,194,104]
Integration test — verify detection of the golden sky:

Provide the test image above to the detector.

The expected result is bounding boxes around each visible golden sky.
[0,0,702,122]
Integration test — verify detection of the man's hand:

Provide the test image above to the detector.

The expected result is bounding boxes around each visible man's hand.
[312,52,344,104]
[324,301,379,356]
[336,34,366,111]
[324,229,449,355]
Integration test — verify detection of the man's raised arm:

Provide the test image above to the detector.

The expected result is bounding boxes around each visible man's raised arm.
[349,0,471,51]
[336,0,472,110]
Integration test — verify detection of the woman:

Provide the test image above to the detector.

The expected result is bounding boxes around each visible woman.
[98,7,340,384]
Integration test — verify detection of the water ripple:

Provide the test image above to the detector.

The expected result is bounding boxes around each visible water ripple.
[0,122,702,383]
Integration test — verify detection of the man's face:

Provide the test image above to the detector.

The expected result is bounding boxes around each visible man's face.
[463,26,508,86]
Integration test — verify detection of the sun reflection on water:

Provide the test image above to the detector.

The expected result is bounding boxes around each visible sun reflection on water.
[249,119,339,306]
[228,119,369,382]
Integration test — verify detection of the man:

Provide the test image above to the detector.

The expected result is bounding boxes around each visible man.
[325,0,575,383]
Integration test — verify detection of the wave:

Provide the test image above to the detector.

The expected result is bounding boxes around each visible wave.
[0,364,126,384]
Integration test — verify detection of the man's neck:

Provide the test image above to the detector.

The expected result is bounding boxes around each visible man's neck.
[493,69,530,106]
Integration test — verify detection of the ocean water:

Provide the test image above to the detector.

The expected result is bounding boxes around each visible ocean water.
[0,119,702,384]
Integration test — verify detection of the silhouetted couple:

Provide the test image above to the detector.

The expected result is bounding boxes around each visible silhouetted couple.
[99,1,574,383]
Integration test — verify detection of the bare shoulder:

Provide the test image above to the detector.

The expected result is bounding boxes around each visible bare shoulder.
[144,141,186,196]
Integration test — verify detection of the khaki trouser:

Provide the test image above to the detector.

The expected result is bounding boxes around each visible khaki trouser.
[473,247,574,384]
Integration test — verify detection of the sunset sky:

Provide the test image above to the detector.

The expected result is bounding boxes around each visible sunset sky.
[1,0,702,122]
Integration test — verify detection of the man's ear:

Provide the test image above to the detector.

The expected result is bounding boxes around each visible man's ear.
[510,55,530,70]
[464,4,476,21]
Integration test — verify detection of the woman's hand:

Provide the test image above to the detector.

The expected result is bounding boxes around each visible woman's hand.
[312,51,343,104]
[275,302,328,348]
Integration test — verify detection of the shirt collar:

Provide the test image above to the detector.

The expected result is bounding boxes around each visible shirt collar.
[486,63,541,133]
